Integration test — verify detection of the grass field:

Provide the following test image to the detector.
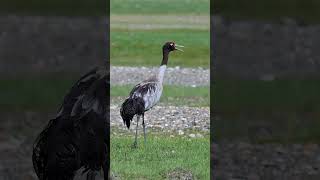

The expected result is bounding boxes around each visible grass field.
[112,85,209,107]
[111,0,209,15]
[0,76,209,110]
[2,76,320,114]
[111,30,209,67]
[111,135,210,179]
[110,0,210,68]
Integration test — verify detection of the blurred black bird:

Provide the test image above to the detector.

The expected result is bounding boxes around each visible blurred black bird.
[120,41,183,147]
[32,67,109,180]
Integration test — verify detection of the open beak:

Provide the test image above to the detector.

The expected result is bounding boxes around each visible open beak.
[175,44,184,52]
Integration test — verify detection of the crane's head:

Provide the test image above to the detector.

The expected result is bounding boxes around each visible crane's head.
[163,41,184,52]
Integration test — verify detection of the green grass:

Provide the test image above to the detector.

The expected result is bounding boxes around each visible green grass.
[0,0,106,16]
[2,75,319,114]
[2,75,320,113]
[111,85,210,107]
[0,75,209,110]
[111,135,210,179]
[111,0,209,15]
[111,30,210,67]
[214,0,320,24]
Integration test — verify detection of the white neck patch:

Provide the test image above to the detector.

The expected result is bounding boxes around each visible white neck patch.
[158,65,167,84]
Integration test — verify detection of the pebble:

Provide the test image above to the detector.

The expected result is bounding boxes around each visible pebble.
[111,104,210,133]
[196,133,204,138]
[178,130,185,135]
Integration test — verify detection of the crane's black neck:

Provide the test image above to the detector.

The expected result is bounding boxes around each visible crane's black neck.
[160,49,170,66]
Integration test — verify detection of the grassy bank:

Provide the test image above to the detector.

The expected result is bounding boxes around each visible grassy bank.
[111,135,210,179]
[111,85,209,107]
[111,30,209,67]
[110,0,210,68]
[2,76,320,112]
[111,0,209,15]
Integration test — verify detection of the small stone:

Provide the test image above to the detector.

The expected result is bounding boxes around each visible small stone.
[189,134,196,138]
[196,133,204,138]
[178,130,184,135]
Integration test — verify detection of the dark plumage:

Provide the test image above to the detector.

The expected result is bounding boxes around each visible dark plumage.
[120,97,145,129]
[32,67,109,180]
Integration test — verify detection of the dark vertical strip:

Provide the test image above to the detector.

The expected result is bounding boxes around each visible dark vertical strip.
[211,0,320,179]
[210,0,215,179]
[106,0,111,178]
[0,0,110,179]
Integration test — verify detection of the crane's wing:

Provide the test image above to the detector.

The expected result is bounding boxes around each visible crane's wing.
[32,118,54,180]
[69,71,109,174]
[32,67,109,179]
[129,75,158,97]
[55,67,102,118]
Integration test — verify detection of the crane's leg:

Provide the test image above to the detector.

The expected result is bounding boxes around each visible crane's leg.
[142,114,146,145]
[132,115,140,148]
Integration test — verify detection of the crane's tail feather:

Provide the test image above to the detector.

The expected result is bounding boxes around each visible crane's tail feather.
[120,97,144,129]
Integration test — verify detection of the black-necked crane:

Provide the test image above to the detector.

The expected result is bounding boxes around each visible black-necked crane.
[120,41,184,147]
[32,67,109,180]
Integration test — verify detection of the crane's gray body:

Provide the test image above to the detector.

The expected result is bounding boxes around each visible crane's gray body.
[129,65,166,111]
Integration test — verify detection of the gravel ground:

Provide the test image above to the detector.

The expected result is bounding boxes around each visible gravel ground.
[213,142,320,180]
[111,104,210,135]
[111,66,209,87]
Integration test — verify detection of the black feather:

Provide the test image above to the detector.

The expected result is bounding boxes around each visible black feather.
[120,97,145,129]
[32,67,109,180]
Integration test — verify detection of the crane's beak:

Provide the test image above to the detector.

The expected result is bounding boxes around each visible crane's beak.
[175,44,184,52]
